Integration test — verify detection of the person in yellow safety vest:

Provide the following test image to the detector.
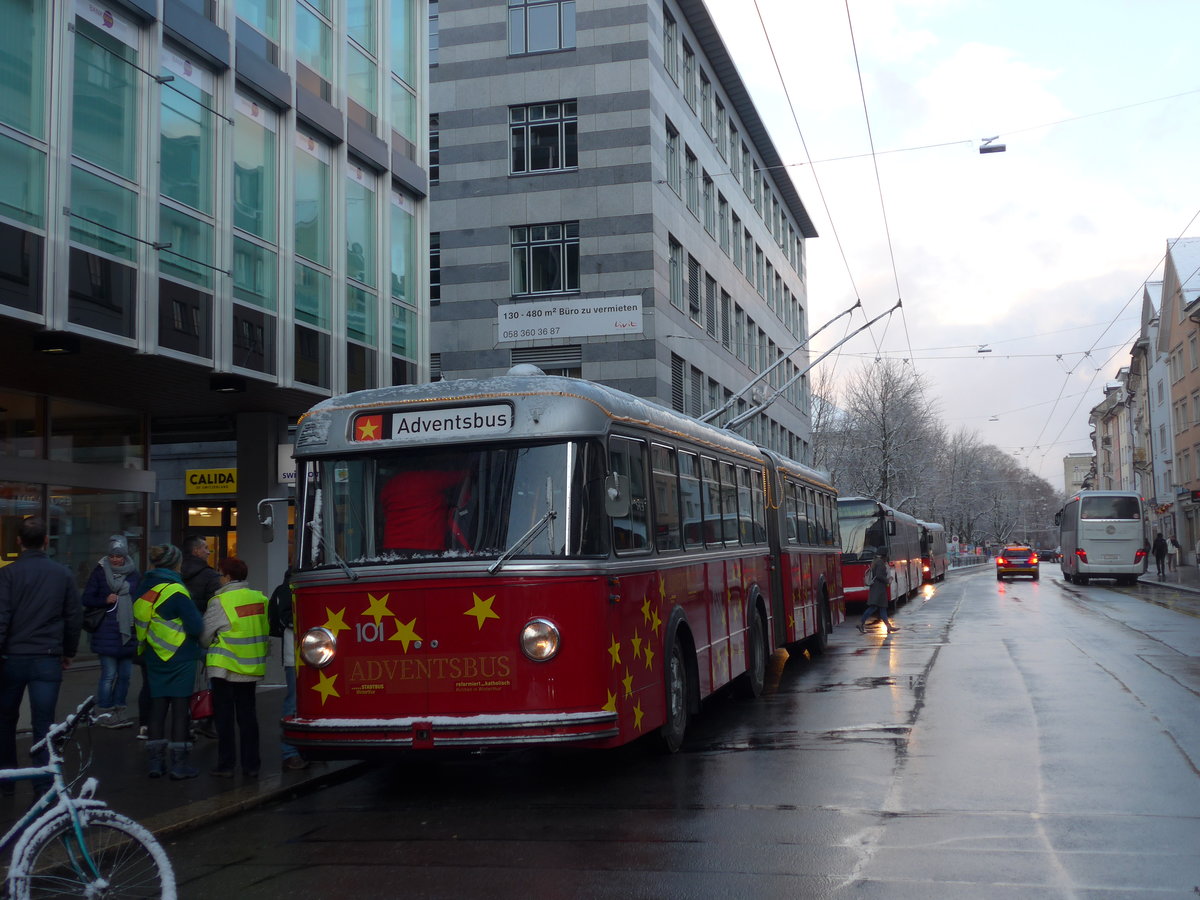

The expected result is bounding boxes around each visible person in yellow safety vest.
[132,544,203,780]
[201,556,270,778]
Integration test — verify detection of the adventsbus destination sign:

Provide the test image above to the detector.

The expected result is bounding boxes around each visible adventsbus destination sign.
[496,296,643,342]
[354,404,514,443]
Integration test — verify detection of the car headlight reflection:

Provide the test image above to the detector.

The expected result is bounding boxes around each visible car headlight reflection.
[521,618,560,661]
[300,627,337,668]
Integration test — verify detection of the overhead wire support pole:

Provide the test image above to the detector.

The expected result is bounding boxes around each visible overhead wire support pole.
[724,300,902,433]
[699,298,863,424]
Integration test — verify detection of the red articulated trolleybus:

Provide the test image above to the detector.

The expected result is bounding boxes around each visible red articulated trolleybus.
[281,372,843,756]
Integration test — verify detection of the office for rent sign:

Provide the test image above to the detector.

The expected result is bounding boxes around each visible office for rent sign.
[497,297,642,342]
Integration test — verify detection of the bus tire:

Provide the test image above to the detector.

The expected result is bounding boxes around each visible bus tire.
[736,603,768,698]
[807,592,831,656]
[657,635,690,754]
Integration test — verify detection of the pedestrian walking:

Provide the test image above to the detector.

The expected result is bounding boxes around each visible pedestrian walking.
[0,517,82,796]
[80,535,140,728]
[134,544,203,780]
[1169,536,1181,572]
[180,535,220,739]
[1152,532,1168,579]
[856,549,898,634]
[202,557,269,778]
[270,567,308,771]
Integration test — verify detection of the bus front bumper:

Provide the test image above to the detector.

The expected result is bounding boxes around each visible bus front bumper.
[283,709,621,756]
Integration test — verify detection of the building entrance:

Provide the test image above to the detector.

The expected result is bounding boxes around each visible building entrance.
[174,502,237,566]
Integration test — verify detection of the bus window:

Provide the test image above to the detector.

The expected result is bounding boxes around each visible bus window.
[1081,495,1141,520]
[652,444,682,552]
[610,436,650,554]
[679,451,703,548]
[720,461,739,543]
[806,488,819,545]
[751,466,765,544]
[735,465,753,544]
[701,457,722,547]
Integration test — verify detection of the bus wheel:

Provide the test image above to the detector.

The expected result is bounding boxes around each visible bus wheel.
[658,637,690,753]
[807,594,831,657]
[736,604,768,698]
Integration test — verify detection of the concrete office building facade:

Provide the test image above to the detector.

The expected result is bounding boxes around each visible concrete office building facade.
[0,0,430,581]
[430,0,818,461]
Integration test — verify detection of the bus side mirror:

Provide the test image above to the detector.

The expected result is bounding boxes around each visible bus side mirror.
[257,497,289,544]
[605,473,630,518]
[1053,512,1061,526]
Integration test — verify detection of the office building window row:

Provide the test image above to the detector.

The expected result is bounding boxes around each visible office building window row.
[667,233,807,414]
[669,354,805,460]
[510,101,577,174]
[659,3,805,281]
[511,222,579,296]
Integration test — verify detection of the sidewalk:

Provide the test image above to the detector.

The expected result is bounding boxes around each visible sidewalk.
[1140,561,1200,593]
[0,654,365,841]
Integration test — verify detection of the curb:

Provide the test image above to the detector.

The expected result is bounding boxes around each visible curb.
[145,760,373,841]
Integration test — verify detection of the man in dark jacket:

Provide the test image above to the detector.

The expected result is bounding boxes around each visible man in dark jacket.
[181,535,220,614]
[0,517,82,791]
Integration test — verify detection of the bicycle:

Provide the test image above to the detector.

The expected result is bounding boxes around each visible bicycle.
[0,696,176,898]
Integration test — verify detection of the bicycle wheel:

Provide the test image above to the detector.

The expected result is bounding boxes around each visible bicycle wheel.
[9,807,175,899]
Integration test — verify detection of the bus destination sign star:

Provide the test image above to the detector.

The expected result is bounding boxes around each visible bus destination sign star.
[497,296,643,342]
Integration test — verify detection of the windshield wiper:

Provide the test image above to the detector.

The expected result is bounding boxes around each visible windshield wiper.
[307,520,359,582]
[487,482,556,573]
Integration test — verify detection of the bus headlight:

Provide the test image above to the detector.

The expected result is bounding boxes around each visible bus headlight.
[300,627,337,668]
[521,619,560,661]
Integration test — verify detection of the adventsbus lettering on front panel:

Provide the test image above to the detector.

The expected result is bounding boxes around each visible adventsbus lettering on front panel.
[353,404,513,443]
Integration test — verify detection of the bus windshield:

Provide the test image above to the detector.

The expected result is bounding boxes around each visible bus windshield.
[1080,496,1141,520]
[298,439,609,569]
[838,501,885,562]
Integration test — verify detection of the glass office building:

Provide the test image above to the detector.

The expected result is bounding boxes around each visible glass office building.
[0,0,430,581]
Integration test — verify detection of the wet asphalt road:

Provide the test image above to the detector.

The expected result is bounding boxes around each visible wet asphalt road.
[166,567,1200,898]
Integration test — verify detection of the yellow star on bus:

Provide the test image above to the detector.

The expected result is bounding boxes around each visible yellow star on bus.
[633,699,645,731]
[323,607,350,638]
[631,629,643,659]
[608,634,621,668]
[313,670,339,705]
[362,593,393,626]
[356,418,379,440]
[644,644,655,670]
[464,593,500,630]
[389,617,422,652]
[650,608,662,636]
[622,668,634,698]
[658,575,667,603]
[640,595,652,625]
[602,689,617,713]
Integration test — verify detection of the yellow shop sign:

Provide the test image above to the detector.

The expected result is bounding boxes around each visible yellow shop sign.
[186,468,237,494]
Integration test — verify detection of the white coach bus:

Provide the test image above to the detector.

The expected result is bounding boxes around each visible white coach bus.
[1056,490,1148,586]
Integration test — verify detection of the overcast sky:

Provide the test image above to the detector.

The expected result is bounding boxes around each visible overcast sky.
[705,0,1200,491]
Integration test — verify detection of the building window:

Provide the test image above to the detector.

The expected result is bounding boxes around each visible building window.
[662,7,677,80]
[687,255,701,325]
[731,213,742,270]
[511,222,579,295]
[665,120,680,194]
[509,0,576,55]
[296,0,334,94]
[234,94,278,242]
[429,114,439,184]
[685,149,698,216]
[510,101,577,173]
[728,124,739,180]
[429,232,440,305]
[428,0,439,65]
[681,41,695,109]
[294,130,331,266]
[159,49,214,216]
[702,174,714,234]
[390,188,416,304]
[72,8,139,181]
[718,194,729,254]
[715,99,726,159]
[345,161,377,287]
[669,236,682,310]
[700,72,712,135]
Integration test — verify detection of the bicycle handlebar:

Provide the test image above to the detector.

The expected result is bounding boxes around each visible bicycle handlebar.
[30,696,95,757]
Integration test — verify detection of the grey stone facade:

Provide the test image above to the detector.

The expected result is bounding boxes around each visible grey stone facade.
[431,0,817,462]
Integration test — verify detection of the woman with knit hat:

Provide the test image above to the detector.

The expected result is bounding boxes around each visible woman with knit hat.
[79,534,141,728]
[133,544,203,779]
